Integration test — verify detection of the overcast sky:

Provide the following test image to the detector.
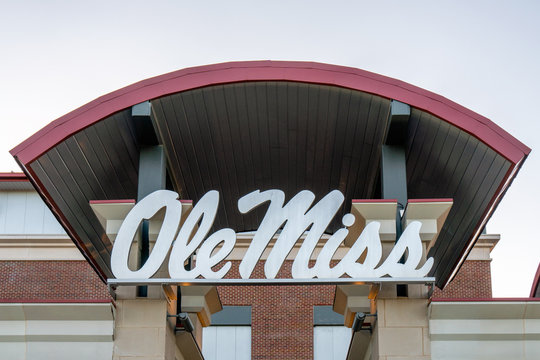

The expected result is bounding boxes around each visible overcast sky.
[1,1,538,296]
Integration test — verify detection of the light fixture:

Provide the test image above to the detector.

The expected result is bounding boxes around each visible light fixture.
[352,312,377,333]
[168,312,194,333]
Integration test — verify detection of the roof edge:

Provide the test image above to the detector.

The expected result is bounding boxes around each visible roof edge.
[0,172,28,182]
[10,60,530,166]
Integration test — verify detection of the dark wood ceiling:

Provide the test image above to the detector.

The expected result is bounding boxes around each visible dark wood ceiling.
[29,109,139,277]
[24,81,513,287]
[405,109,510,284]
[151,82,391,233]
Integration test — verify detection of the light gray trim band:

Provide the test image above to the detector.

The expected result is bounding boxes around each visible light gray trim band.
[314,306,344,326]
[211,306,251,326]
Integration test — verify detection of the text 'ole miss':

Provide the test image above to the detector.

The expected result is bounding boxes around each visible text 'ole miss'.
[110,189,434,282]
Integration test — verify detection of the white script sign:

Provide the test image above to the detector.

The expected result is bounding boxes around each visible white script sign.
[110,190,434,281]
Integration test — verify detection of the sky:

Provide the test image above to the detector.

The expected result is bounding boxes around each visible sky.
[0,1,539,296]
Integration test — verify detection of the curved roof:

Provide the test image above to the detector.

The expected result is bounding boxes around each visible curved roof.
[11,61,529,164]
[10,61,530,288]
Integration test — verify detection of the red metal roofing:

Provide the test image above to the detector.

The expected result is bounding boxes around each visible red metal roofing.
[0,172,28,181]
[10,61,530,166]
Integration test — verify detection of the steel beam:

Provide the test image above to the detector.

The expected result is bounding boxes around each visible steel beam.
[133,101,166,296]
[108,277,436,286]
[382,101,411,297]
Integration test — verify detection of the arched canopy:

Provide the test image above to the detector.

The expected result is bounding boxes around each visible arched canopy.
[11,61,530,288]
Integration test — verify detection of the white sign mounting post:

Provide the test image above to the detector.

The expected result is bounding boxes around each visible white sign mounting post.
[109,189,435,286]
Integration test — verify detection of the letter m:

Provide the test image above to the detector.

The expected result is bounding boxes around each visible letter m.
[237,189,344,279]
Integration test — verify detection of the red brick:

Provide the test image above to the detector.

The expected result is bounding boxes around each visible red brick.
[218,260,334,360]
[433,260,492,299]
[0,260,109,302]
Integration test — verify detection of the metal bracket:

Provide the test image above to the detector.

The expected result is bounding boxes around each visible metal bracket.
[168,312,194,333]
[107,284,117,301]
[108,277,436,287]
[352,312,378,334]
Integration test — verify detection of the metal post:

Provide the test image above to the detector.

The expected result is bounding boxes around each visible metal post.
[381,100,411,239]
[382,100,410,297]
[132,101,166,297]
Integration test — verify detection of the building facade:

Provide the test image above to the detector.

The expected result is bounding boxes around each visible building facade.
[2,61,539,359]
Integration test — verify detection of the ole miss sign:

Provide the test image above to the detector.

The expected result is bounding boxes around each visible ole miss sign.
[109,189,434,285]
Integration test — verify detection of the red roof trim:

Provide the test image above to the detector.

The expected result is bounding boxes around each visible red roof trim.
[89,199,136,204]
[352,199,397,203]
[0,172,28,182]
[408,198,453,203]
[10,61,530,165]
[432,298,540,302]
[0,299,111,304]
[530,263,540,298]
[88,199,192,204]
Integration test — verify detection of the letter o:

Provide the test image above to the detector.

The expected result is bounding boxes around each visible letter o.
[111,190,182,279]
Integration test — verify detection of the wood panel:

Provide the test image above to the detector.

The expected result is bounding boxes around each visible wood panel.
[152,82,391,234]
[406,109,512,286]
[31,109,139,277]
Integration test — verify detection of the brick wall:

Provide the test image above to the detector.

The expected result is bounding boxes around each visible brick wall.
[0,260,110,302]
[432,260,492,299]
[218,257,492,358]
[218,260,335,360]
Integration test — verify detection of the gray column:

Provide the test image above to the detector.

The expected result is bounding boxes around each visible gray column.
[132,101,166,296]
[381,100,411,297]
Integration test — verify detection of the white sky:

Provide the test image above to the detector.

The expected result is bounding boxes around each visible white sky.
[1,1,538,296]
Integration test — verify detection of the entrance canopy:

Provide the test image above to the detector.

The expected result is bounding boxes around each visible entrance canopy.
[11,61,529,288]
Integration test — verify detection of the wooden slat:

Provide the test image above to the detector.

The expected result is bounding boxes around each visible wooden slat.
[188,89,229,229]
[428,142,491,274]
[407,113,442,192]
[72,131,118,198]
[30,158,112,277]
[420,121,451,195]
[57,140,100,201]
[100,111,139,191]
[202,86,242,229]
[419,124,460,198]
[222,85,254,229]
[168,93,207,198]
[39,151,111,253]
[286,83,299,202]
[434,154,510,286]
[345,93,371,200]
[433,130,472,198]
[328,89,351,195]
[91,120,132,197]
[295,83,309,195]
[276,82,290,198]
[320,86,341,196]
[304,84,320,191]
[362,96,391,199]
[266,82,281,194]
[152,98,191,199]
[312,85,330,197]
[254,83,272,191]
